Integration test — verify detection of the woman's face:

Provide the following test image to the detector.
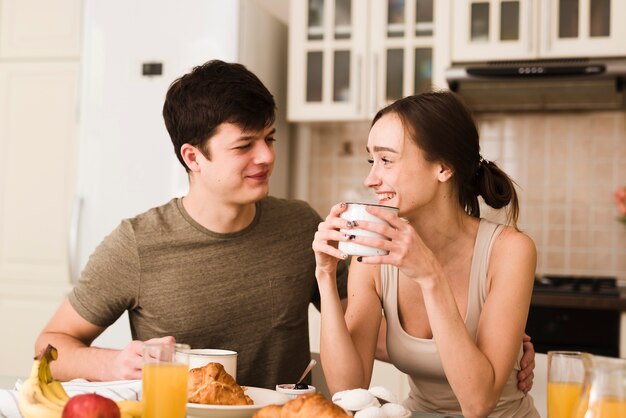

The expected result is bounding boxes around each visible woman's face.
[364,113,442,215]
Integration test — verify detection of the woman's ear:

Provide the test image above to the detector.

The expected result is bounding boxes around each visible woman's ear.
[180,143,201,172]
[437,163,454,183]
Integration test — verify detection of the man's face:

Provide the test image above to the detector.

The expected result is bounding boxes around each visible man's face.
[193,123,276,204]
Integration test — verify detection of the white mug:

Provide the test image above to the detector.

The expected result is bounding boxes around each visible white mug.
[338,203,399,256]
[176,348,238,378]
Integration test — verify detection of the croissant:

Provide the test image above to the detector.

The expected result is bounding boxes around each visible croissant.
[187,362,253,406]
[253,393,350,418]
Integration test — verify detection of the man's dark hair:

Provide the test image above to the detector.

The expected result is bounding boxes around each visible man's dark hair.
[163,60,276,170]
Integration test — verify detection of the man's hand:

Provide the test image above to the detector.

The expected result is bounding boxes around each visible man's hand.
[112,336,175,380]
[517,335,535,393]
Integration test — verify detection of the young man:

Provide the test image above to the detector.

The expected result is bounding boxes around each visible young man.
[35,60,535,392]
[35,60,349,389]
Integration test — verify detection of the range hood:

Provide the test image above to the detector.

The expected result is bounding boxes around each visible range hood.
[446,58,626,112]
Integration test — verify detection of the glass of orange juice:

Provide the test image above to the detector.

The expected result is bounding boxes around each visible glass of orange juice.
[142,342,190,418]
[571,355,626,418]
[548,351,585,418]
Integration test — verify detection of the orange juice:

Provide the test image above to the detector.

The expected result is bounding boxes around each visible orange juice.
[585,397,626,418]
[142,362,188,418]
[548,381,582,418]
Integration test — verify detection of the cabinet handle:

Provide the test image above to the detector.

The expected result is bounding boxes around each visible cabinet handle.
[544,0,551,53]
[371,53,379,115]
[68,195,83,284]
[527,0,534,53]
[356,54,362,115]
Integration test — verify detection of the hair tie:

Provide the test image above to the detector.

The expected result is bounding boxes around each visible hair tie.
[476,154,486,176]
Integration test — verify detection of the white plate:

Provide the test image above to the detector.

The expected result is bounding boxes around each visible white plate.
[186,386,290,418]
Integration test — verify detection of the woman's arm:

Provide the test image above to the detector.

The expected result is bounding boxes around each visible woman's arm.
[318,260,382,393]
[425,228,536,418]
[312,203,383,394]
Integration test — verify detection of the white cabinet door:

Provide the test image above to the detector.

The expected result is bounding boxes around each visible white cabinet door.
[452,0,626,62]
[0,62,78,376]
[289,0,369,121]
[288,0,446,121]
[540,0,626,58]
[0,0,82,58]
[370,0,445,113]
[452,0,536,62]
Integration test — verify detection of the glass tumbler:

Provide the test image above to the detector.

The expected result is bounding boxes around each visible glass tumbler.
[547,350,585,418]
[142,342,190,418]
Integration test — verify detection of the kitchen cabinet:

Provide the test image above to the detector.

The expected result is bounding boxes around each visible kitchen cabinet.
[0,0,81,377]
[452,0,626,62]
[288,0,450,121]
[0,0,82,58]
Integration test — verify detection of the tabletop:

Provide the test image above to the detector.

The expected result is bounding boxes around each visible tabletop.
[0,375,463,418]
[0,375,19,390]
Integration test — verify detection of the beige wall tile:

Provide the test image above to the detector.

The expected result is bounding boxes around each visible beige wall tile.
[589,252,613,273]
[570,207,590,226]
[548,207,566,225]
[570,229,590,249]
[548,228,566,247]
[545,251,566,269]
[591,229,613,248]
[569,251,590,271]
[525,205,544,225]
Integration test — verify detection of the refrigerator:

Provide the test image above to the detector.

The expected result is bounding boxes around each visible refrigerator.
[74,0,289,348]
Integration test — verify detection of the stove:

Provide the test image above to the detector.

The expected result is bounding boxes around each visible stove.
[533,275,619,297]
[526,275,621,357]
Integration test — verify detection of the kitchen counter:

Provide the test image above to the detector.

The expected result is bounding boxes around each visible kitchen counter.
[531,291,626,311]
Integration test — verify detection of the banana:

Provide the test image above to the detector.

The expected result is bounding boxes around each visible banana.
[40,380,67,408]
[20,344,142,418]
[47,380,70,402]
[18,345,71,418]
[18,359,63,418]
[117,399,143,418]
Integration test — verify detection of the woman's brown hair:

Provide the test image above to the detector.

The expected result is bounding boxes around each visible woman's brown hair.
[372,91,520,228]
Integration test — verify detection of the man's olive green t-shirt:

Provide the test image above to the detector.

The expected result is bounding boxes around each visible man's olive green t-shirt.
[68,197,348,388]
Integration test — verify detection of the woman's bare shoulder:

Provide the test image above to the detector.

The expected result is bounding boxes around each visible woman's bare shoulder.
[494,225,536,257]
[487,225,537,288]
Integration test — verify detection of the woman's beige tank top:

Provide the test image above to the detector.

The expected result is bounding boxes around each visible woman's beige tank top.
[380,219,539,417]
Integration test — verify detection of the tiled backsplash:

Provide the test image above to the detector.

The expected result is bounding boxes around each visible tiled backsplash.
[298,112,626,280]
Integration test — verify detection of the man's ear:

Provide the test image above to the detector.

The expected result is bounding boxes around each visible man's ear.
[180,143,201,172]
[437,163,454,183]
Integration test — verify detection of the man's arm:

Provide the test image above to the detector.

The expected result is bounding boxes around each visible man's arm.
[517,334,535,394]
[36,298,173,381]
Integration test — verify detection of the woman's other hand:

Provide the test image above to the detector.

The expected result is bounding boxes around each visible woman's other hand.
[349,205,439,283]
[312,202,352,277]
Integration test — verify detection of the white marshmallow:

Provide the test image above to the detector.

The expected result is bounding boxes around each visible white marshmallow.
[354,406,387,418]
[381,403,410,418]
[333,388,378,411]
[368,386,398,404]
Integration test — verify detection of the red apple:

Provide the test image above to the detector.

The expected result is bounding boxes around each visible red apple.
[62,393,121,418]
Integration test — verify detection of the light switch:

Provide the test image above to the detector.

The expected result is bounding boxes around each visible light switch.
[142,62,163,76]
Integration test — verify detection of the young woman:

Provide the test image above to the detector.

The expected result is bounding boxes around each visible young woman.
[312,91,539,418]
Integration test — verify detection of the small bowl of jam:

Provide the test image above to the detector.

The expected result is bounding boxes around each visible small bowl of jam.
[275,383,316,399]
